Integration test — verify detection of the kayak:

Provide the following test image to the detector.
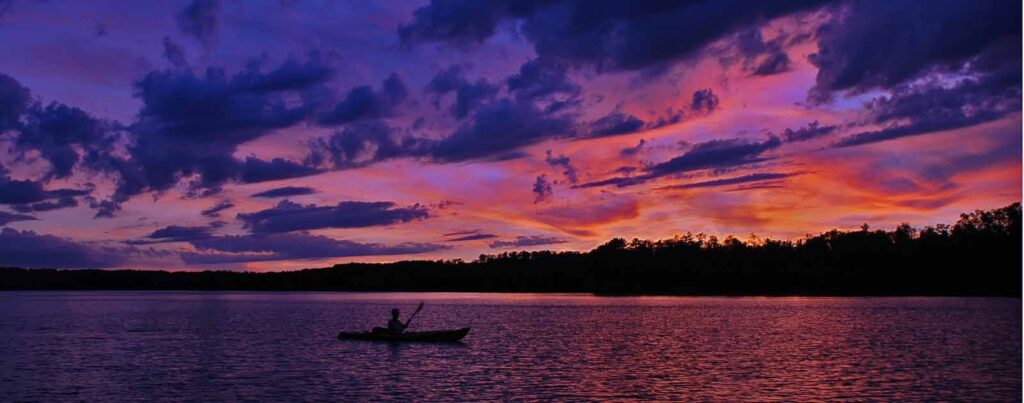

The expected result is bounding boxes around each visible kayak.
[337,327,470,342]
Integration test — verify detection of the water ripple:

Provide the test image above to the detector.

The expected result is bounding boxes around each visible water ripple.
[0,293,1018,401]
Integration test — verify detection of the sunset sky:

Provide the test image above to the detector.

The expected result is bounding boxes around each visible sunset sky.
[0,0,1019,270]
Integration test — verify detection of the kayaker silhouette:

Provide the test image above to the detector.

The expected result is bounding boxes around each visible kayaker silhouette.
[387,309,406,333]
[373,302,424,334]
[340,301,470,342]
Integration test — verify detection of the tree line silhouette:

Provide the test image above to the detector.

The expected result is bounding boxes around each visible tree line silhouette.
[2,202,1020,296]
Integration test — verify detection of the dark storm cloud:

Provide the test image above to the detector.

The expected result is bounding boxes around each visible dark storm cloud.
[544,149,578,184]
[0,74,122,184]
[0,73,30,132]
[425,66,499,119]
[398,0,539,47]
[251,186,317,198]
[444,232,498,242]
[0,228,124,268]
[11,196,78,213]
[588,112,645,138]
[809,0,1021,102]
[727,28,793,76]
[620,139,647,157]
[690,89,719,115]
[181,232,447,264]
[506,59,581,101]
[659,172,799,190]
[14,48,615,214]
[318,73,408,126]
[645,136,781,178]
[306,77,702,168]
[0,167,90,205]
[727,183,785,192]
[429,98,576,162]
[232,57,336,93]
[779,121,838,143]
[753,52,791,76]
[489,235,567,249]
[87,198,122,219]
[177,0,221,47]
[15,102,118,180]
[579,136,783,188]
[132,59,329,148]
[532,174,552,203]
[834,75,1021,148]
[836,111,1003,148]
[125,224,214,244]
[308,97,576,167]
[237,199,430,233]
[646,111,685,131]
[162,37,188,68]
[200,200,234,217]
[442,229,483,237]
[586,89,719,138]
[305,121,432,169]
[400,0,829,72]
[0,211,36,226]
[149,225,211,240]
[117,55,333,201]
[238,157,322,183]
[424,67,469,94]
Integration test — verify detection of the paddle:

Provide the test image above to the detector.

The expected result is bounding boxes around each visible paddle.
[403,301,424,328]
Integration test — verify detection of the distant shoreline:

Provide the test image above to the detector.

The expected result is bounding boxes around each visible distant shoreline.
[0,288,1019,298]
[2,203,1020,298]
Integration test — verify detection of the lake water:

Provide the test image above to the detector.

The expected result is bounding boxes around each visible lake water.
[0,292,1019,401]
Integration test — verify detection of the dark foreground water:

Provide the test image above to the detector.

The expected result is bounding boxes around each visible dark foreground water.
[0,292,1019,401]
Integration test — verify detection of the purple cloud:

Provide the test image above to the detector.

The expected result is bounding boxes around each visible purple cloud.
[489,235,567,249]
[426,65,499,119]
[780,121,838,143]
[110,55,333,203]
[835,78,1020,148]
[0,167,90,206]
[544,150,578,184]
[201,200,234,217]
[124,224,216,245]
[589,112,645,138]
[809,0,1020,102]
[0,211,36,226]
[399,0,829,72]
[318,73,408,126]
[533,175,553,203]
[237,200,430,233]
[444,231,498,242]
[251,186,317,198]
[0,73,30,132]
[580,135,783,188]
[659,172,801,190]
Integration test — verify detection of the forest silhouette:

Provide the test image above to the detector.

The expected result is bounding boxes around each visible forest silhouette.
[2,203,1020,296]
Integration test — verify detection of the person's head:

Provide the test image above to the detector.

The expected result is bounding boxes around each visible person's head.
[391,308,400,319]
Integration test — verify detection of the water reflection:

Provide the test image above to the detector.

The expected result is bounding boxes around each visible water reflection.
[0,292,1019,401]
